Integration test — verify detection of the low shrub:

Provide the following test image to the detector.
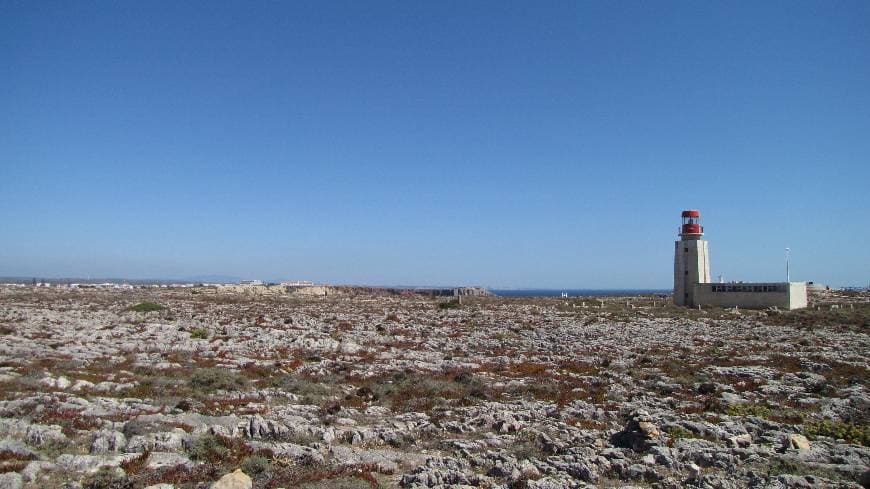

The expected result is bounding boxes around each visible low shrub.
[190,327,209,339]
[271,375,337,404]
[82,467,133,489]
[187,433,229,463]
[438,299,461,310]
[509,429,548,461]
[724,403,770,418]
[241,454,272,475]
[804,420,869,446]
[189,368,248,392]
[667,426,694,441]
[766,457,841,479]
[119,451,149,476]
[129,302,164,313]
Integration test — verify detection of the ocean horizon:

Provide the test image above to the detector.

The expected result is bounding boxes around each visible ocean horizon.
[490,289,670,297]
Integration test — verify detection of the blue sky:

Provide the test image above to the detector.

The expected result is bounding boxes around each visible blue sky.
[2,1,868,288]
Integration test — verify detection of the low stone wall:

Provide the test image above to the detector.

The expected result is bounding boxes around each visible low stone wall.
[286,285,332,296]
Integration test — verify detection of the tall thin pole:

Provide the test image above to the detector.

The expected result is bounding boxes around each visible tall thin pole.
[785,247,790,282]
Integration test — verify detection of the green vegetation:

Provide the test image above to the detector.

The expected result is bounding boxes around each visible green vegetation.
[766,457,841,480]
[804,420,869,446]
[241,454,272,475]
[82,467,133,489]
[271,374,337,405]
[128,302,164,312]
[297,476,379,489]
[509,429,548,461]
[189,327,209,339]
[724,403,770,418]
[341,370,489,413]
[667,426,694,441]
[188,368,248,392]
[187,433,230,462]
[438,298,462,310]
[762,302,870,330]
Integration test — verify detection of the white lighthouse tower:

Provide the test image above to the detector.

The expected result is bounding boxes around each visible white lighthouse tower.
[674,209,711,306]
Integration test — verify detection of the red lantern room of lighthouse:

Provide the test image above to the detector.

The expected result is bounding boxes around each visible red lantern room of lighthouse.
[680,209,703,239]
[674,209,711,307]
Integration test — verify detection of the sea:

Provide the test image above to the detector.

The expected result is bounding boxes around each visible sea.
[490,289,670,297]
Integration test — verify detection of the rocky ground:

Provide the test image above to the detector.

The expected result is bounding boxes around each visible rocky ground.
[0,286,867,488]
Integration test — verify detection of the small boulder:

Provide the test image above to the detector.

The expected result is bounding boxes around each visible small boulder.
[728,433,752,448]
[785,433,810,451]
[0,472,23,489]
[688,462,701,480]
[519,461,540,480]
[21,461,55,483]
[90,430,127,454]
[211,469,252,489]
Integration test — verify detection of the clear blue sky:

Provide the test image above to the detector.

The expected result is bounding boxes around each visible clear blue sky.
[2,1,868,288]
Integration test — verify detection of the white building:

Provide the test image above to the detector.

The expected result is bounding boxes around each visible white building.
[673,210,807,310]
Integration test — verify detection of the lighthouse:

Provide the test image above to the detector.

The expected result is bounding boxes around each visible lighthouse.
[674,210,711,306]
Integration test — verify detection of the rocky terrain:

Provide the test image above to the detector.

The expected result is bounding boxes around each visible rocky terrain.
[0,285,867,488]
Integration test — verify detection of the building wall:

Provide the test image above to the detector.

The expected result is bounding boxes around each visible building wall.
[692,282,807,310]
[674,239,710,306]
[788,282,808,309]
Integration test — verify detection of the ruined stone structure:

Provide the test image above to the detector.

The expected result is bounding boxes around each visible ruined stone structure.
[673,210,807,310]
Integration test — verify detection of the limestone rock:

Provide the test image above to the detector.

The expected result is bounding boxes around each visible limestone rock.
[0,438,38,459]
[25,424,66,445]
[90,430,127,453]
[0,473,23,489]
[126,429,190,453]
[729,433,752,448]
[54,453,138,474]
[785,433,811,451]
[146,451,196,470]
[20,461,55,482]
[211,469,252,489]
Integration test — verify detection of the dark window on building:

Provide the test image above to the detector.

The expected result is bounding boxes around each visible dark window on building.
[684,248,688,252]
